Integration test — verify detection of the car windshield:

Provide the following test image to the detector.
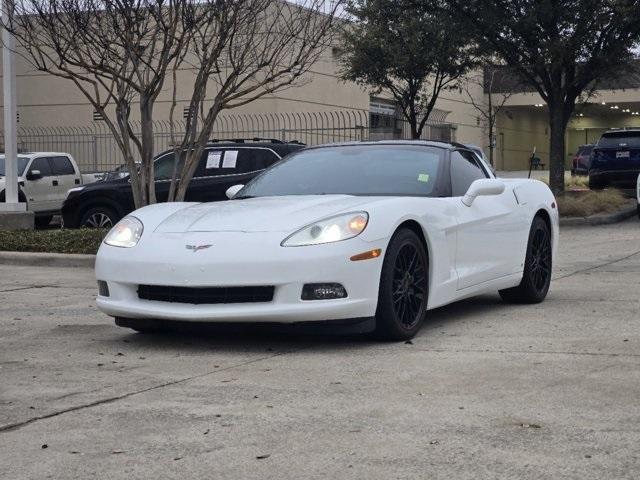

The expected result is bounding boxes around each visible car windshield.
[237,145,444,198]
[0,156,30,176]
[598,132,640,148]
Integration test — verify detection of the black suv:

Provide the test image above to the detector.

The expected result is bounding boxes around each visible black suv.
[62,139,304,228]
[589,129,640,190]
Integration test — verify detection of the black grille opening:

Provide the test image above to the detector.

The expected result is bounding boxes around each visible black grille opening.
[137,285,274,305]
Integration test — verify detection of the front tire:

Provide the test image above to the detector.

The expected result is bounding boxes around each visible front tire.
[34,215,53,228]
[80,206,118,229]
[375,229,429,341]
[499,216,552,304]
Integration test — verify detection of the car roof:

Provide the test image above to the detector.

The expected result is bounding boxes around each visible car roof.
[0,152,70,158]
[302,139,468,151]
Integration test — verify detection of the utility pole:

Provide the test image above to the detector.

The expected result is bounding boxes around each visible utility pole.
[0,0,32,228]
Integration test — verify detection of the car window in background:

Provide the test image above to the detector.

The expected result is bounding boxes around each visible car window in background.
[597,132,640,148]
[200,149,281,177]
[450,150,488,196]
[0,156,30,176]
[154,153,182,180]
[50,156,76,175]
[238,145,444,197]
[577,145,594,156]
[29,157,53,177]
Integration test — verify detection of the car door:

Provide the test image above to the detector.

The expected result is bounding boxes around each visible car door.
[23,157,56,212]
[451,150,526,290]
[49,155,81,209]
[187,148,280,203]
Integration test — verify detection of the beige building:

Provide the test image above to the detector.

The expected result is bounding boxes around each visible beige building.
[2,46,639,172]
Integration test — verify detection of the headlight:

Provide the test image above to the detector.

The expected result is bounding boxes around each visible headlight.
[281,212,369,247]
[104,216,143,248]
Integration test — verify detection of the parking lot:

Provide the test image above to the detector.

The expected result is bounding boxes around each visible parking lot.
[1,220,639,479]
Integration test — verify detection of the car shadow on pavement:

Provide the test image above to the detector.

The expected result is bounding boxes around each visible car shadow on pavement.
[102,294,506,353]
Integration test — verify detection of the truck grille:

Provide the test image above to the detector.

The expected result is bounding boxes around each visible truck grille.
[137,285,275,305]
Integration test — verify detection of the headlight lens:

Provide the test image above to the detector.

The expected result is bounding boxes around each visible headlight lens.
[104,216,143,248]
[281,212,369,247]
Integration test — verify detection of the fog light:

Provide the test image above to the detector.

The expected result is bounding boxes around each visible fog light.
[97,280,110,297]
[301,283,347,300]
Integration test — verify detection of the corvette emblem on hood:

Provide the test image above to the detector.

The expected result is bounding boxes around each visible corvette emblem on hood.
[185,244,212,252]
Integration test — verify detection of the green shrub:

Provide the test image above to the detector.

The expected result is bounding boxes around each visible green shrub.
[0,228,107,254]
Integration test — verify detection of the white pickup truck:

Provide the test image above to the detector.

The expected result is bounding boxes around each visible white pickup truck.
[0,152,101,227]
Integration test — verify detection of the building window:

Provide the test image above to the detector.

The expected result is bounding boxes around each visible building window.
[183,106,195,121]
[93,110,104,121]
[369,98,400,138]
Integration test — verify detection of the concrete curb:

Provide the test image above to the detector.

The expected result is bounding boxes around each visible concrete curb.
[560,205,638,227]
[0,251,95,268]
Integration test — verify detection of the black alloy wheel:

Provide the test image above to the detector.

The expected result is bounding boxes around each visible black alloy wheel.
[499,216,552,304]
[375,229,429,341]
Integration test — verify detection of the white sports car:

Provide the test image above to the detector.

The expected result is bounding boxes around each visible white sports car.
[95,141,558,340]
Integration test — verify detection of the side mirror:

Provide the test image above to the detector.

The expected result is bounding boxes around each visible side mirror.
[26,170,42,181]
[462,179,505,207]
[226,184,244,199]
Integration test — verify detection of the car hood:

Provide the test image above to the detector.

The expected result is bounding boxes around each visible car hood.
[154,195,376,233]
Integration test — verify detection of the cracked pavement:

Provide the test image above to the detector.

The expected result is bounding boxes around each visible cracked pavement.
[1,220,639,479]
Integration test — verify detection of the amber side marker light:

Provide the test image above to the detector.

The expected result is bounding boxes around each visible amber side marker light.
[350,249,382,261]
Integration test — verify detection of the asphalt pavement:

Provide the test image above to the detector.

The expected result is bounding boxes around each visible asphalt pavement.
[1,219,639,479]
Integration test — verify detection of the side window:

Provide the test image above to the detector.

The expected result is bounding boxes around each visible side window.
[253,149,280,170]
[235,150,256,174]
[29,158,53,177]
[199,148,281,177]
[50,156,76,175]
[450,150,488,197]
[154,153,181,180]
[200,149,225,177]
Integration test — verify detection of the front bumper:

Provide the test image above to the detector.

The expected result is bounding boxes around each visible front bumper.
[589,169,640,189]
[95,231,385,324]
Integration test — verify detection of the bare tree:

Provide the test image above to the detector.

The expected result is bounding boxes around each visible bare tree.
[167,0,344,201]
[4,0,343,207]
[5,0,195,207]
[462,66,516,167]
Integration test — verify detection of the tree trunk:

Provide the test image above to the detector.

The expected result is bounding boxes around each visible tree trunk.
[488,119,495,167]
[140,97,156,205]
[409,115,420,139]
[548,103,567,195]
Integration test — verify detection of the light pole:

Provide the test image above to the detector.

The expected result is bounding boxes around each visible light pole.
[0,0,31,228]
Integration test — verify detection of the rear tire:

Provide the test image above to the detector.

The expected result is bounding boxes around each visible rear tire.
[375,229,429,341]
[499,216,552,304]
[588,176,605,190]
[80,206,118,229]
[34,215,53,228]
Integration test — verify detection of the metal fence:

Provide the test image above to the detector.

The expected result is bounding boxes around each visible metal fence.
[4,109,457,173]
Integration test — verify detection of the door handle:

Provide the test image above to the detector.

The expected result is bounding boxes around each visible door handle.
[52,180,59,186]
[75,179,80,185]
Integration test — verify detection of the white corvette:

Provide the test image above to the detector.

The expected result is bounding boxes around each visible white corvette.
[95,141,558,340]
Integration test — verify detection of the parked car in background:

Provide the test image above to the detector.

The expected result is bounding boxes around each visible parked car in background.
[62,139,305,228]
[589,129,640,190]
[0,152,96,227]
[570,144,594,176]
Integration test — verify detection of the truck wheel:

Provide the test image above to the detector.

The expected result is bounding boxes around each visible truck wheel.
[588,177,605,190]
[80,206,118,229]
[34,215,53,228]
